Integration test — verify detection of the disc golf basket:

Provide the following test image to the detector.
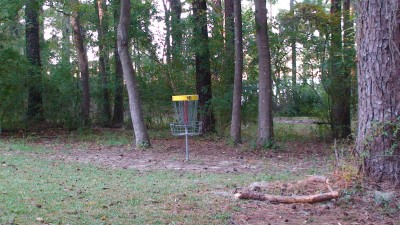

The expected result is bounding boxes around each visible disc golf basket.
[170,95,202,161]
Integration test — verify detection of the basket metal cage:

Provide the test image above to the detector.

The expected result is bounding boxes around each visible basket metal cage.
[172,96,198,125]
[170,95,201,161]
[170,122,202,136]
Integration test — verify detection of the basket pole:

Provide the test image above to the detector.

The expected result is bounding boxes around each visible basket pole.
[185,126,189,161]
[183,101,188,125]
[171,95,200,161]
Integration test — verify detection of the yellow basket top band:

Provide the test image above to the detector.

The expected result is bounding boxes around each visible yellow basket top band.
[172,95,199,101]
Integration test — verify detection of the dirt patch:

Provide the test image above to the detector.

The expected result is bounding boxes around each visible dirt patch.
[38,138,268,173]
[19,130,331,175]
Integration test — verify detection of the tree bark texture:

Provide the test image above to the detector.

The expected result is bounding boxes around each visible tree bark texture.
[230,0,243,144]
[71,0,90,126]
[26,0,43,122]
[95,0,112,124]
[192,0,215,133]
[112,0,124,125]
[356,0,400,185]
[255,0,274,147]
[118,0,150,147]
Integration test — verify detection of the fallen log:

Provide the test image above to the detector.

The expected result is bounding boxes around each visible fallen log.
[234,191,340,204]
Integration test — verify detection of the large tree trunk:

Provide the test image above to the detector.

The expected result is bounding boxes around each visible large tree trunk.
[230,0,243,144]
[329,0,351,139]
[112,0,124,125]
[26,0,43,122]
[255,0,274,147]
[192,0,215,133]
[95,0,112,125]
[71,0,90,126]
[118,0,150,147]
[356,0,400,185]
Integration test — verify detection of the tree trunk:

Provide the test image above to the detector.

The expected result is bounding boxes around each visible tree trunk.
[219,0,235,127]
[224,0,235,86]
[210,0,223,98]
[290,0,297,95]
[192,0,215,133]
[329,0,351,139]
[255,0,274,147]
[356,0,400,185]
[118,0,150,147]
[112,0,124,125]
[26,0,44,122]
[71,0,90,126]
[162,0,171,64]
[169,0,182,63]
[167,0,183,92]
[338,0,352,138]
[230,0,243,144]
[95,0,112,125]
[61,14,71,65]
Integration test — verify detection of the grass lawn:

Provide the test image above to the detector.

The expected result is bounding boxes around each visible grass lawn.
[0,141,288,225]
[0,123,398,225]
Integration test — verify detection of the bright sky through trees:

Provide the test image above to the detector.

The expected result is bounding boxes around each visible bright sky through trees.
[150,0,290,61]
[43,0,290,63]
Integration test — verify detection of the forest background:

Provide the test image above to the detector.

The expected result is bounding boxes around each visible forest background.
[0,0,352,135]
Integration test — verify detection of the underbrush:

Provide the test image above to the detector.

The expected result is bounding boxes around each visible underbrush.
[241,117,331,143]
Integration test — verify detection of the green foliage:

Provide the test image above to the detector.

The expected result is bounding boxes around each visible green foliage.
[137,60,175,129]
[241,81,258,123]
[278,84,329,119]
[0,0,357,143]
[0,0,24,22]
[0,39,29,129]
[211,92,233,134]
[42,62,82,129]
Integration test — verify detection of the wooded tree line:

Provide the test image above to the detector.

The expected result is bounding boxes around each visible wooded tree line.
[0,0,399,184]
